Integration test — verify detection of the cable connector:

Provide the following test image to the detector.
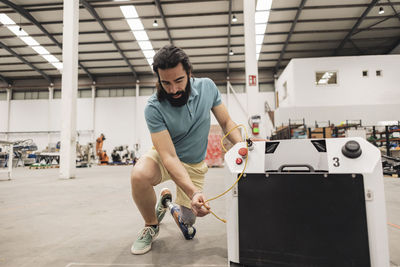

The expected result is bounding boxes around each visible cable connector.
[246,138,254,151]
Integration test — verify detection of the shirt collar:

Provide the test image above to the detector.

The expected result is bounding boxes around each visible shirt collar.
[189,78,198,102]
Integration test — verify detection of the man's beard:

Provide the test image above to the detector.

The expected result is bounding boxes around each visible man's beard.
[158,77,191,107]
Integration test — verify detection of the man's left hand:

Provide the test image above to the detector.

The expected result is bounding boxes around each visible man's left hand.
[191,193,210,217]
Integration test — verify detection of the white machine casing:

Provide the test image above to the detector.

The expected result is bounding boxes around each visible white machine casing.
[224,138,389,267]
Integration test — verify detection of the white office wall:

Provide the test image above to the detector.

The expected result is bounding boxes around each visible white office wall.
[0,101,8,132]
[275,60,294,107]
[275,55,400,126]
[0,90,275,153]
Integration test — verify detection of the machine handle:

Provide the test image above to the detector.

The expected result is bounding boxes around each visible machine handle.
[278,164,315,172]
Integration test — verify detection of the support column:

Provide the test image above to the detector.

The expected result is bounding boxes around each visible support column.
[243,0,259,117]
[135,80,140,155]
[60,0,79,179]
[5,87,11,141]
[48,84,54,146]
[91,83,96,142]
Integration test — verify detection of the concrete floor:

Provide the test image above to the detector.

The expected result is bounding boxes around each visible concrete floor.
[0,166,399,267]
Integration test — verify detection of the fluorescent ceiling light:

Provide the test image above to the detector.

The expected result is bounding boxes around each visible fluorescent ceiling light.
[8,25,28,36]
[32,46,50,55]
[0,13,15,25]
[120,5,139,18]
[133,30,149,41]
[138,41,153,50]
[42,54,60,63]
[126,18,144,31]
[20,36,39,46]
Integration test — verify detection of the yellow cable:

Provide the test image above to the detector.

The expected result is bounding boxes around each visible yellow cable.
[203,124,249,223]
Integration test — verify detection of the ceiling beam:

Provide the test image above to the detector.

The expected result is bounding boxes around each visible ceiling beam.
[0,0,94,82]
[385,0,400,53]
[5,1,400,13]
[80,0,138,79]
[0,73,12,85]
[388,0,400,21]
[9,13,397,28]
[154,0,173,44]
[348,39,364,54]
[227,0,232,77]
[333,0,379,56]
[5,24,400,40]
[0,40,52,83]
[274,0,307,74]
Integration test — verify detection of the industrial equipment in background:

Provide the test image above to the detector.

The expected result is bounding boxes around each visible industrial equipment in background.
[76,142,95,168]
[110,145,135,165]
[96,133,109,165]
[225,138,389,267]
[0,139,38,169]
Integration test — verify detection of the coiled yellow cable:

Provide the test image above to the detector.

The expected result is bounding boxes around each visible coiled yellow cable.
[203,124,249,223]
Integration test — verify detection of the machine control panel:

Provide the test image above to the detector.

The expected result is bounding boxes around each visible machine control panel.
[342,140,362,159]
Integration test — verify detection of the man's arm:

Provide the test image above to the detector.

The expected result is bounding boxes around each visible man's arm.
[212,103,242,145]
[151,130,210,216]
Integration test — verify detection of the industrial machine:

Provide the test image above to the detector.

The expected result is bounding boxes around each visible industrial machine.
[225,138,389,267]
[96,134,109,165]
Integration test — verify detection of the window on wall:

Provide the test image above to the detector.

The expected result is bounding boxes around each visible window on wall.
[362,70,368,77]
[0,91,7,100]
[12,90,49,100]
[315,71,337,85]
[139,87,155,96]
[54,90,61,99]
[96,88,138,97]
[259,83,274,92]
[79,88,92,98]
[376,70,382,77]
[282,81,288,100]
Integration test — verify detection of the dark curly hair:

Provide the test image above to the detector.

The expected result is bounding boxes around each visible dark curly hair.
[152,45,193,101]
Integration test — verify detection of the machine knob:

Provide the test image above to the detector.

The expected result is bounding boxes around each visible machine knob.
[341,140,362,159]
[238,147,248,157]
[235,158,243,165]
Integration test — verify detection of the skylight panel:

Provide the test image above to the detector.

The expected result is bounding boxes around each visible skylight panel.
[0,13,63,71]
[126,18,144,31]
[255,0,273,60]
[8,25,28,36]
[133,30,149,41]
[20,36,40,46]
[120,5,139,19]
[0,13,15,25]
[119,5,156,67]
[32,46,50,55]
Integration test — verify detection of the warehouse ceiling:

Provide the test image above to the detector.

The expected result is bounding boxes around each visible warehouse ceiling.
[0,0,400,87]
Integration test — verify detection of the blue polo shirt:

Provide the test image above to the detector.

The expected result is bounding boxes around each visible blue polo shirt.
[144,77,222,163]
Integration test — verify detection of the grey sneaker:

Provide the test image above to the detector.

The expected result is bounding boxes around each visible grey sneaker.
[131,226,159,255]
[156,188,172,223]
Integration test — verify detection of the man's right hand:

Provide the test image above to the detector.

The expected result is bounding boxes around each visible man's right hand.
[191,192,210,217]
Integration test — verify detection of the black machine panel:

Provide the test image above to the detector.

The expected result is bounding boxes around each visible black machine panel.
[238,173,370,267]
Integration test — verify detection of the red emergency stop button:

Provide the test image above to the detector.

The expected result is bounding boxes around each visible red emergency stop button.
[236,158,243,165]
[238,147,248,157]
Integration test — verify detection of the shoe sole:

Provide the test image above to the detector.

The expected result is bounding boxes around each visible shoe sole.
[131,231,159,255]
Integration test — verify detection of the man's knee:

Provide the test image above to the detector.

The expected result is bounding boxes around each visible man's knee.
[130,163,160,187]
